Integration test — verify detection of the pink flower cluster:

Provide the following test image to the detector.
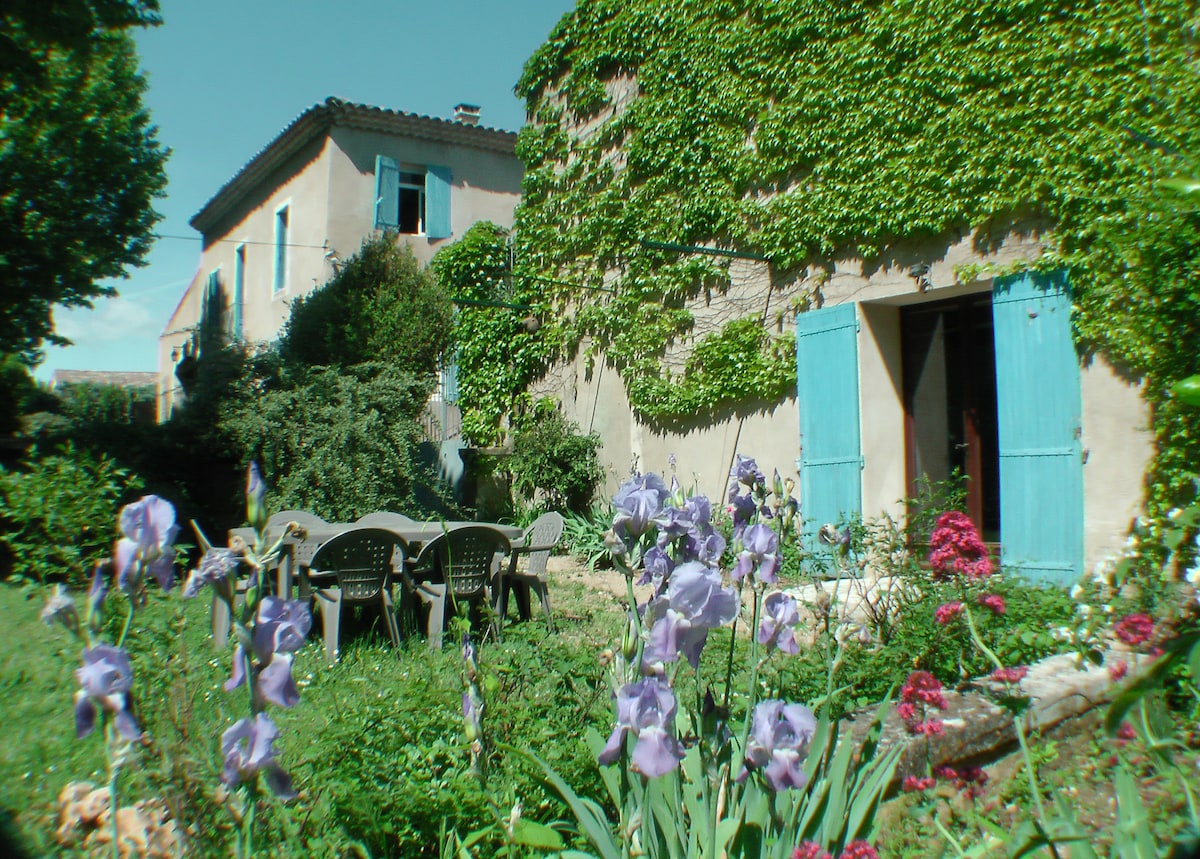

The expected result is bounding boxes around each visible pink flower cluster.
[1113,613,1154,647]
[935,601,964,624]
[990,665,1028,684]
[1108,658,1128,681]
[792,842,878,859]
[927,511,993,581]
[976,593,1006,615]
[902,775,937,792]
[935,764,988,799]
[898,670,947,736]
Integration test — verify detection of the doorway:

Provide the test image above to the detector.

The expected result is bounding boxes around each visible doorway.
[901,294,1000,541]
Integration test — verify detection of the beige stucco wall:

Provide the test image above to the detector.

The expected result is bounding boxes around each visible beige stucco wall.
[537,226,1151,573]
[157,123,522,420]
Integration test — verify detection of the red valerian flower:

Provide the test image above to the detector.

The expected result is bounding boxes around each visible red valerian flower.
[935,601,964,624]
[792,842,832,859]
[901,671,947,709]
[927,511,993,580]
[1117,721,1137,741]
[1108,659,1129,681]
[1113,613,1154,647]
[990,665,1028,684]
[976,593,1007,615]
[839,841,880,859]
[903,775,937,792]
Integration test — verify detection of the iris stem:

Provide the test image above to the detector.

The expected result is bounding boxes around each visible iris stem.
[106,718,120,859]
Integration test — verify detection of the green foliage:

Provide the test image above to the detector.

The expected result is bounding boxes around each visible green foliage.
[219,363,439,522]
[0,445,141,584]
[561,501,615,570]
[0,354,39,435]
[509,399,604,513]
[512,0,1200,499]
[430,222,555,445]
[280,235,454,377]
[0,15,167,360]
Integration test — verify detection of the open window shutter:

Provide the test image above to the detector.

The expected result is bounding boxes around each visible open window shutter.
[443,360,459,404]
[796,303,862,541]
[425,164,452,239]
[374,155,399,230]
[993,271,1083,585]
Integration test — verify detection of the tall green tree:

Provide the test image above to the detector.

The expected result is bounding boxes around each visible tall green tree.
[0,2,167,361]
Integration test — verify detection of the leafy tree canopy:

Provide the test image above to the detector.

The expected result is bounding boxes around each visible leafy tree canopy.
[279,235,455,378]
[0,2,167,361]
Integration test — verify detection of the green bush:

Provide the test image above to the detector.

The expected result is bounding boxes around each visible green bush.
[219,363,445,522]
[0,444,142,584]
[279,236,454,377]
[508,400,603,513]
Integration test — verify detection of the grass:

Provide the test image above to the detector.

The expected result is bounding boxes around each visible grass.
[4,564,1197,857]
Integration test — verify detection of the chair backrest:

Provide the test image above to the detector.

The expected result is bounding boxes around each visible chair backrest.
[522,512,565,578]
[309,527,409,603]
[420,526,511,599]
[355,511,419,528]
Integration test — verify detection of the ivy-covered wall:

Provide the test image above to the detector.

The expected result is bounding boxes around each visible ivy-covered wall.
[485,0,1200,513]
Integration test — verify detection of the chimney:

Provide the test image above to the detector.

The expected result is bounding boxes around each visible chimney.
[453,103,481,126]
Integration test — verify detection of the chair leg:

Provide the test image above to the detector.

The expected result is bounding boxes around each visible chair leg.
[533,579,555,632]
[381,590,402,650]
[212,583,248,649]
[416,582,447,650]
[212,593,231,649]
[314,588,343,662]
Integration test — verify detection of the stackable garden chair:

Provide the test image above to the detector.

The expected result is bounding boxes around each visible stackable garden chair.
[496,511,564,632]
[408,525,511,648]
[308,527,408,662]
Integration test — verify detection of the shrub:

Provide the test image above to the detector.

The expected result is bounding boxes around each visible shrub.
[508,399,603,513]
[0,444,142,585]
[219,363,444,521]
[279,236,454,377]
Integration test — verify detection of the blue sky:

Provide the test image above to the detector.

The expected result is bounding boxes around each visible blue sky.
[36,0,575,381]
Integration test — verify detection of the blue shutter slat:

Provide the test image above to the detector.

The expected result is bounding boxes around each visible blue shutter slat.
[425,164,452,239]
[993,271,1083,585]
[796,303,862,542]
[374,155,399,230]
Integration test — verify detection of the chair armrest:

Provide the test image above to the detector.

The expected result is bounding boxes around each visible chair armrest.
[509,542,558,555]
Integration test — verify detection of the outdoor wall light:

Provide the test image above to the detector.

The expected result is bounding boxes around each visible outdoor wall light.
[909,262,932,292]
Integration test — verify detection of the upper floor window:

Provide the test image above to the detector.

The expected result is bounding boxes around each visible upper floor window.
[374,155,451,239]
[273,204,289,294]
[232,243,246,339]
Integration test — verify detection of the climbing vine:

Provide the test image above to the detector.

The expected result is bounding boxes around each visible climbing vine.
[489,0,1200,512]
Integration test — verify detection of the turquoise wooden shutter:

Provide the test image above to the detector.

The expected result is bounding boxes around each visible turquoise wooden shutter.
[374,155,399,230]
[425,164,452,238]
[796,303,862,541]
[993,271,1083,585]
[443,360,459,404]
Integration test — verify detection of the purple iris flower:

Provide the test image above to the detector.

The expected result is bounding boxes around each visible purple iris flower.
[726,488,757,540]
[114,495,179,591]
[41,585,78,633]
[732,454,766,488]
[256,652,300,708]
[612,474,670,541]
[182,547,240,599]
[733,523,781,584]
[643,562,740,669]
[758,592,801,655]
[221,713,296,799]
[598,677,685,778]
[252,597,312,662]
[737,700,816,791]
[638,544,674,590]
[75,644,141,741]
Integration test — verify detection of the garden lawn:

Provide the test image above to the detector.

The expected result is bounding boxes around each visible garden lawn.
[0,577,622,857]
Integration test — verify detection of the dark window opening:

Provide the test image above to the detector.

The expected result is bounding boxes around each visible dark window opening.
[398,170,425,234]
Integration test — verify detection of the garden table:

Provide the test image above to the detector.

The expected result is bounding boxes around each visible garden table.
[229,519,524,598]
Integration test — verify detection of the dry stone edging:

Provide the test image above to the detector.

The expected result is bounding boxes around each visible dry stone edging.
[841,648,1152,783]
